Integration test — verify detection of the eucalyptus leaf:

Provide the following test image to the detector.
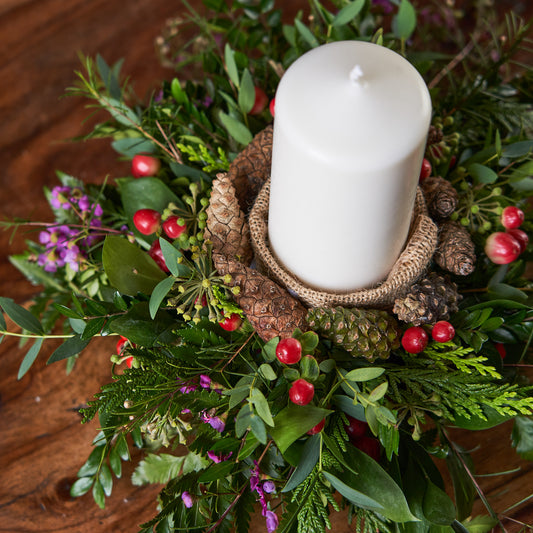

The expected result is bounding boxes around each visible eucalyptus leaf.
[17,338,44,379]
[333,394,366,420]
[332,0,365,26]
[259,363,277,381]
[294,18,319,48]
[467,163,498,184]
[323,471,385,511]
[224,44,240,87]
[392,0,416,40]
[0,297,43,334]
[149,277,175,319]
[239,69,256,114]
[282,433,321,492]
[111,137,156,157]
[251,388,274,426]
[219,112,253,145]
[250,414,268,444]
[423,480,456,525]
[344,367,385,382]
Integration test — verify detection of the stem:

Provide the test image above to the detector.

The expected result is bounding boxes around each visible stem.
[220,332,255,371]
[0,331,75,340]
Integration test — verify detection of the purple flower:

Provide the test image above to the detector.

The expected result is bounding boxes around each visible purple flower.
[262,480,276,494]
[372,0,393,14]
[202,95,213,108]
[181,491,193,508]
[179,384,197,394]
[199,374,211,389]
[207,450,233,463]
[38,250,64,272]
[93,203,103,217]
[200,411,225,433]
[78,195,91,212]
[264,510,278,533]
[50,186,72,210]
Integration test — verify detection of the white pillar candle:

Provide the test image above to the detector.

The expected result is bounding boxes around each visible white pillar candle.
[268,41,432,291]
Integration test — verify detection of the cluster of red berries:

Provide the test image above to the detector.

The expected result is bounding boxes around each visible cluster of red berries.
[485,206,528,265]
[401,320,455,354]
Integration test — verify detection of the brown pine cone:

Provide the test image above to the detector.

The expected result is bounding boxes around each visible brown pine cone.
[420,176,458,220]
[426,125,444,146]
[434,221,476,276]
[212,253,308,341]
[204,173,253,265]
[227,126,273,211]
[393,272,461,325]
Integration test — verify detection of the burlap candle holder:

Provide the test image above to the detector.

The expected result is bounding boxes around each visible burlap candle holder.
[249,180,438,308]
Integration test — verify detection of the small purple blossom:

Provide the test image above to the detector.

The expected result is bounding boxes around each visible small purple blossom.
[207,450,233,463]
[93,203,103,217]
[200,411,225,433]
[199,374,212,389]
[179,384,197,394]
[262,480,276,494]
[50,186,72,209]
[264,510,278,533]
[372,0,393,14]
[181,491,193,508]
[78,195,91,211]
[202,95,213,108]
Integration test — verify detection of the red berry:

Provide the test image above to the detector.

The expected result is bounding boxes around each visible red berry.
[275,337,302,365]
[345,415,368,441]
[495,343,506,359]
[133,209,161,235]
[402,326,429,354]
[269,98,275,117]
[250,87,268,115]
[195,294,208,307]
[219,313,242,331]
[132,154,161,178]
[149,240,169,272]
[419,158,432,181]
[307,419,326,435]
[125,356,134,369]
[289,379,314,406]
[501,206,524,229]
[506,228,528,254]
[431,321,455,343]
[485,232,521,265]
[353,436,381,461]
[162,216,187,239]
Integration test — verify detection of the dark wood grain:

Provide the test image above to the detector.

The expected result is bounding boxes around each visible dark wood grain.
[0,1,532,532]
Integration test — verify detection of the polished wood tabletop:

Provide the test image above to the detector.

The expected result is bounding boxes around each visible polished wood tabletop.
[0,1,532,532]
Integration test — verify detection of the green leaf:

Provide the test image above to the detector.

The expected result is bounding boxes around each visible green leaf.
[224,44,240,87]
[325,438,419,523]
[332,0,365,26]
[368,381,388,402]
[461,516,499,533]
[294,18,319,48]
[111,137,156,157]
[77,446,104,477]
[238,432,260,460]
[198,461,234,483]
[488,282,527,302]
[296,331,319,354]
[99,464,113,497]
[392,0,417,40]
[323,471,385,511]
[92,479,106,509]
[116,434,130,461]
[259,363,277,381]
[105,97,139,126]
[282,433,321,492]
[159,238,189,278]
[102,236,166,296]
[119,177,181,224]
[18,338,44,379]
[422,480,456,525]
[149,277,175,319]
[0,297,43,334]
[512,416,533,460]
[239,69,256,114]
[251,388,274,426]
[509,160,533,182]
[53,304,83,319]
[219,112,253,145]
[333,394,366,420]
[468,163,498,184]
[132,451,209,485]
[70,476,94,497]
[81,317,106,340]
[235,403,254,438]
[262,336,279,362]
[269,404,332,453]
[300,355,320,381]
[502,141,533,159]
[109,446,122,478]
[250,413,267,444]
[344,367,385,382]
[171,78,188,105]
[47,335,90,364]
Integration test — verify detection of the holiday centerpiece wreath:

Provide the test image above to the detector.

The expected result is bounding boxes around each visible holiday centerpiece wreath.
[2,1,533,532]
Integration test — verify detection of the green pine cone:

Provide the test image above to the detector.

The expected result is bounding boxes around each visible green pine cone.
[307,306,400,361]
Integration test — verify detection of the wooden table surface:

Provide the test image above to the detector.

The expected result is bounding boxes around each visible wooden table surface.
[0,1,532,532]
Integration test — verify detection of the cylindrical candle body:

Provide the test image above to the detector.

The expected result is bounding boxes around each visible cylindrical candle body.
[268,41,432,291]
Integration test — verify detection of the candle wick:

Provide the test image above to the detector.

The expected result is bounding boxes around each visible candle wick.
[349,64,365,85]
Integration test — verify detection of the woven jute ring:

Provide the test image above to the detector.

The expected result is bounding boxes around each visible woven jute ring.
[249,180,438,308]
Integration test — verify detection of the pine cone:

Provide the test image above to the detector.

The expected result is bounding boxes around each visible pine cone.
[204,173,253,265]
[227,126,273,211]
[213,253,308,341]
[420,176,458,220]
[434,221,476,276]
[393,273,461,325]
[306,307,400,362]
